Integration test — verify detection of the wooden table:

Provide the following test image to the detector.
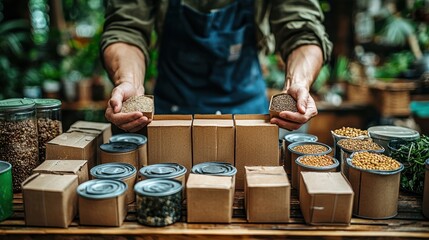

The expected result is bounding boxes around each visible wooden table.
[1,190,428,240]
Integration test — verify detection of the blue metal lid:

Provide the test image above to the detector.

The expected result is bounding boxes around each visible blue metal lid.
[90,162,136,179]
[0,98,35,112]
[77,179,127,199]
[368,125,420,141]
[100,142,138,153]
[191,162,237,176]
[284,133,318,143]
[139,163,186,179]
[134,178,182,197]
[109,133,147,146]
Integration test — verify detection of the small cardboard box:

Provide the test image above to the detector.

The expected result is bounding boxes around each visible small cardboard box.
[46,132,97,170]
[147,115,193,173]
[245,166,290,223]
[299,172,354,225]
[33,160,88,184]
[234,114,279,189]
[22,173,78,228]
[192,114,234,166]
[68,121,112,144]
[186,173,234,223]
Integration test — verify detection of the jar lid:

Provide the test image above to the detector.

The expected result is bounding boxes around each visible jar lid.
[191,162,237,176]
[139,163,186,179]
[34,99,62,109]
[368,125,420,141]
[100,142,138,153]
[90,162,136,179]
[77,179,127,199]
[0,98,35,112]
[110,133,147,145]
[284,133,318,143]
[134,178,182,197]
[0,160,12,174]
[288,141,332,155]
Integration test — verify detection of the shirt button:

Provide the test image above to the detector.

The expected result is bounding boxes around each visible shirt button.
[171,105,179,113]
[215,110,221,115]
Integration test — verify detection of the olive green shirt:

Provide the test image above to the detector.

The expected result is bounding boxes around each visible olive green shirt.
[101,0,332,66]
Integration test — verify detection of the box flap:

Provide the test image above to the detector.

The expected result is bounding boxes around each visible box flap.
[70,121,111,131]
[245,166,289,187]
[23,174,78,191]
[33,160,87,174]
[48,132,96,148]
[302,172,353,194]
[149,115,193,127]
[186,174,233,189]
[194,114,233,120]
[192,119,234,127]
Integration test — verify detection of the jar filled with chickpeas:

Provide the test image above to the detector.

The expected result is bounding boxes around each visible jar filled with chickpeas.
[331,127,368,161]
[295,155,339,191]
[346,151,404,219]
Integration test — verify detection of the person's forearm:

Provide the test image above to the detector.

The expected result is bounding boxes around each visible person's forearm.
[103,42,146,94]
[284,45,323,91]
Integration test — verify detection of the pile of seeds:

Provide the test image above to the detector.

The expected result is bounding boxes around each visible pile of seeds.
[37,118,62,162]
[333,127,368,137]
[136,192,182,226]
[299,155,335,167]
[352,152,401,171]
[121,95,154,113]
[337,138,383,152]
[292,144,328,154]
[270,94,297,112]
[0,119,39,191]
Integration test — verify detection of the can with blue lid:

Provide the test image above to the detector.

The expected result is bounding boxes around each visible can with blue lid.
[283,133,318,174]
[110,133,148,169]
[191,162,237,176]
[90,162,137,204]
[139,163,187,187]
[100,142,138,169]
[367,125,420,156]
[77,179,128,226]
[134,178,182,226]
[424,159,429,218]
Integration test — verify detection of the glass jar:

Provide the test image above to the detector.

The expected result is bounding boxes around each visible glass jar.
[0,98,39,192]
[34,99,62,162]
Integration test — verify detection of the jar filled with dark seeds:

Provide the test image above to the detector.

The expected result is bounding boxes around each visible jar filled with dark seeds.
[134,178,182,226]
[0,98,39,192]
[34,99,62,163]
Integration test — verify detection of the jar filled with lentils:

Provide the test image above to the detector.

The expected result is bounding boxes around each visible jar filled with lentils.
[0,98,39,192]
[34,99,62,163]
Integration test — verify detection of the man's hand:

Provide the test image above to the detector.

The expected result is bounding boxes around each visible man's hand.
[103,43,150,132]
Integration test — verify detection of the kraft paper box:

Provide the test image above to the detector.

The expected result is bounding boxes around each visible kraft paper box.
[33,160,88,184]
[192,114,234,166]
[299,172,354,225]
[186,174,234,223]
[147,115,193,173]
[245,166,290,223]
[22,173,78,228]
[234,114,279,189]
[46,132,97,170]
[68,121,112,144]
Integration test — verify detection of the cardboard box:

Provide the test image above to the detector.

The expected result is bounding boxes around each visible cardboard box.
[33,160,88,184]
[245,166,290,223]
[68,121,112,144]
[234,114,279,189]
[192,114,234,166]
[186,173,234,223]
[46,132,97,170]
[22,173,78,228]
[147,115,193,173]
[299,172,354,225]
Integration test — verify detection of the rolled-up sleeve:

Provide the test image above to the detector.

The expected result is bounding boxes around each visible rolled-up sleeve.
[100,0,155,66]
[270,0,333,62]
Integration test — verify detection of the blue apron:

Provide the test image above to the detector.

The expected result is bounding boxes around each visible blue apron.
[154,0,268,114]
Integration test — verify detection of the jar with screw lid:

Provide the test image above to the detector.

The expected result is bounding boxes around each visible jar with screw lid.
[0,98,39,192]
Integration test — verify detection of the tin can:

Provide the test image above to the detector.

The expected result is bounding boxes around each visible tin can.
[110,133,148,169]
[0,98,38,192]
[284,133,318,174]
[0,161,13,221]
[34,98,62,162]
[100,142,138,168]
[423,159,429,218]
[288,141,331,189]
[134,179,182,226]
[139,163,187,188]
[77,179,128,226]
[295,155,339,191]
[367,125,420,156]
[90,162,137,204]
[346,152,404,219]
